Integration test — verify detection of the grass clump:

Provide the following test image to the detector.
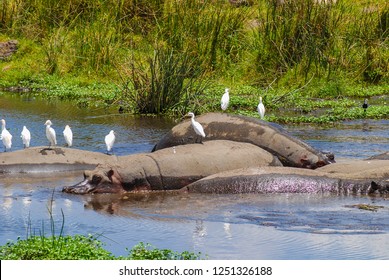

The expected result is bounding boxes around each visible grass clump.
[125,242,202,260]
[0,234,115,260]
[119,46,209,115]
[0,238,202,260]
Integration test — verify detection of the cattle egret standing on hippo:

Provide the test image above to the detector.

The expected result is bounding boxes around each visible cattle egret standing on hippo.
[257,96,266,119]
[63,125,73,147]
[1,119,12,152]
[21,126,31,148]
[187,112,205,143]
[221,88,230,111]
[105,130,115,154]
[44,120,57,148]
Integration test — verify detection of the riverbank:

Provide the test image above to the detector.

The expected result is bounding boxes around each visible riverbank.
[1,0,388,124]
[1,79,388,124]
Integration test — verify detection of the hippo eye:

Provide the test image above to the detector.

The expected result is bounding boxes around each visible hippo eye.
[91,175,102,184]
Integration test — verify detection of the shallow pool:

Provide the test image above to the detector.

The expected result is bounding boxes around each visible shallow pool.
[1,92,389,259]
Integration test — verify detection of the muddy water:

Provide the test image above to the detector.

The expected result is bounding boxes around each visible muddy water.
[1,92,389,259]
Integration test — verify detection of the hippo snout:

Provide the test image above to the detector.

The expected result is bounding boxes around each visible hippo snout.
[62,178,97,194]
[62,169,124,194]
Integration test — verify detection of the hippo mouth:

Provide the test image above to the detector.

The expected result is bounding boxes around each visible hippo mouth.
[62,179,97,194]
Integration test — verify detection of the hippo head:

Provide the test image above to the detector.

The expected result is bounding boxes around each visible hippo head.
[370,180,389,194]
[62,168,123,194]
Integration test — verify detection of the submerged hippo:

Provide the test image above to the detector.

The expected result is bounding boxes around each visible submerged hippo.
[152,112,333,169]
[62,140,282,194]
[182,162,389,195]
[0,146,111,173]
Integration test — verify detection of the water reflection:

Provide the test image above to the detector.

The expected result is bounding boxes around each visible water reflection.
[1,92,389,259]
[285,119,389,159]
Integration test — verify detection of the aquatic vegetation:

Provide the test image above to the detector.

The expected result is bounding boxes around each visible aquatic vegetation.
[125,242,202,260]
[119,47,209,115]
[0,234,115,260]
[345,204,385,212]
[0,237,202,260]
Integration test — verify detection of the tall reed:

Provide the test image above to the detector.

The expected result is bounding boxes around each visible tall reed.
[254,0,343,81]
[253,0,388,84]
[121,46,209,115]
[344,3,388,83]
[159,0,250,71]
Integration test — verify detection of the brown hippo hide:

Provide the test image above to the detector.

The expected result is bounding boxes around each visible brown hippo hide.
[317,159,389,179]
[0,146,111,173]
[182,162,389,195]
[365,152,389,160]
[62,140,282,194]
[152,112,332,169]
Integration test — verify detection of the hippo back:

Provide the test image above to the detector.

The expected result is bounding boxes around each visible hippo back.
[153,113,332,169]
[121,140,282,191]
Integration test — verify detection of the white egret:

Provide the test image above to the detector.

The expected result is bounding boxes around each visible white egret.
[187,112,205,143]
[105,130,115,154]
[257,96,266,119]
[221,88,230,111]
[21,126,31,148]
[1,119,13,152]
[44,120,57,148]
[63,125,73,147]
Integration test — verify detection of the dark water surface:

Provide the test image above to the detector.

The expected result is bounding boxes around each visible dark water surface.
[1,92,389,259]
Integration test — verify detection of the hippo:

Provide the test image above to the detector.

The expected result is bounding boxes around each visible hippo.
[182,163,389,195]
[152,112,333,169]
[364,152,389,161]
[62,140,282,194]
[316,159,389,179]
[0,146,112,173]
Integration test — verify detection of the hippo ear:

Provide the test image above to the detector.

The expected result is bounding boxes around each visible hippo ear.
[369,181,380,194]
[84,170,92,179]
[300,158,311,168]
[371,180,389,194]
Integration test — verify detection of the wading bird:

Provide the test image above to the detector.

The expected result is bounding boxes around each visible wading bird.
[63,125,73,147]
[105,130,115,154]
[257,96,266,119]
[21,126,31,148]
[187,112,205,143]
[1,119,12,152]
[221,88,230,111]
[362,98,368,113]
[44,120,57,148]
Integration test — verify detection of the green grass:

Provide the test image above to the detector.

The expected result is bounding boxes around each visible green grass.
[0,0,388,123]
[0,235,114,260]
[0,237,202,260]
[0,190,203,260]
